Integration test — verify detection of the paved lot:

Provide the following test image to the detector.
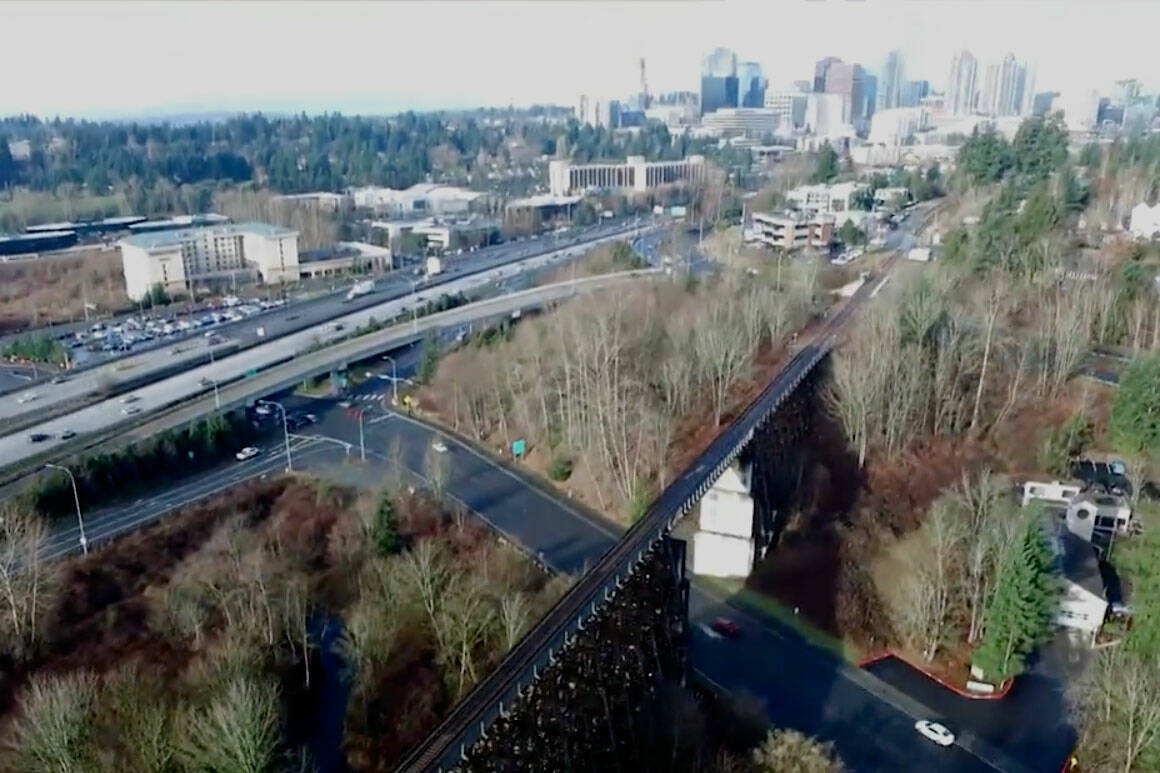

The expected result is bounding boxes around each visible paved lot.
[864,655,1073,773]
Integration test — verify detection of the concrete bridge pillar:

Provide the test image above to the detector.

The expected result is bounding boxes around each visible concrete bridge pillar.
[692,460,759,578]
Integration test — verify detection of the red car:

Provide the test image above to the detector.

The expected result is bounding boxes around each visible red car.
[710,618,740,638]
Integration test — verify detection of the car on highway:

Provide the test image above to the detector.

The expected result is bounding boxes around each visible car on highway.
[49,375,69,384]
[17,392,38,404]
[121,394,140,404]
[254,404,274,416]
[123,405,141,415]
[28,433,51,443]
[199,377,214,387]
[59,429,76,440]
[235,446,261,461]
[914,720,955,747]
[709,618,740,638]
[431,440,448,454]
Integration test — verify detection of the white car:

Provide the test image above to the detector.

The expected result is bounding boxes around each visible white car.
[236,446,261,461]
[914,720,955,747]
[431,440,448,454]
[17,392,38,404]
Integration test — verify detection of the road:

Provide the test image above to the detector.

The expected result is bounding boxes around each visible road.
[41,349,1028,773]
[0,219,644,414]
[0,240,655,473]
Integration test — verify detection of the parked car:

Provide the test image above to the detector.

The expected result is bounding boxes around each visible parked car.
[709,618,740,638]
[1071,459,1132,497]
[235,446,261,461]
[914,720,955,747]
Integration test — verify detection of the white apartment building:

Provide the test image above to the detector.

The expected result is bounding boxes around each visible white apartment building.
[764,91,808,131]
[547,155,705,196]
[786,182,868,216]
[804,93,849,137]
[868,107,929,146]
[120,223,299,301]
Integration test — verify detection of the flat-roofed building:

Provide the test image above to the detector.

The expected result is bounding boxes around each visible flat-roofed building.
[119,222,299,301]
[548,155,705,196]
[748,210,834,251]
[786,182,868,216]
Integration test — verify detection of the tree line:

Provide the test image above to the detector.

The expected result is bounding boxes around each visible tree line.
[27,410,261,521]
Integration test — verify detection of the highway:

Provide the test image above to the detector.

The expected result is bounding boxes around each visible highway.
[0,231,655,472]
[0,219,644,417]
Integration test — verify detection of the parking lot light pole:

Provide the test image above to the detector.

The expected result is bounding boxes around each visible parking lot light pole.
[382,354,399,404]
[45,463,87,555]
[258,399,292,472]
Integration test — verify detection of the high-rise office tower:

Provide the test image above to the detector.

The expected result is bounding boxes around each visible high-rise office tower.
[824,62,867,125]
[946,49,978,116]
[862,74,878,121]
[813,56,842,92]
[701,47,739,115]
[738,61,767,109]
[876,49,906,112]
[901,80,930,108]
[978,53,1029,117]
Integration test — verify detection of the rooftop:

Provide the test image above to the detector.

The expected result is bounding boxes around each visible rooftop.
[120,222,297,250]
[1055,527,1105,599]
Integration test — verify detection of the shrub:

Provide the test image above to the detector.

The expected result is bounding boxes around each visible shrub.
[548,456,573,482]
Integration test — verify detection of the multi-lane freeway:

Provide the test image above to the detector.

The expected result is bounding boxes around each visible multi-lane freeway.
[0,219,645,419]
[0,226,655,472]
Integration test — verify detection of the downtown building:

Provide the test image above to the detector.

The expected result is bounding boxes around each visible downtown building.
[945,49,979,116]
[701,47,739,115]
[876,49,906,113]
[978,53,1034,117]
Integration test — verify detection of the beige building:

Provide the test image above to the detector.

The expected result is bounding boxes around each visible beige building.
[548,155,705,196]
[748,211,834,251]
[120,222,299,301]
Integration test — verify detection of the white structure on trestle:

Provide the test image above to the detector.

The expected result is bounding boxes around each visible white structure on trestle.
[693,461,760,578]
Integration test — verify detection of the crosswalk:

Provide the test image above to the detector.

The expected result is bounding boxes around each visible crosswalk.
[351,392,387,402]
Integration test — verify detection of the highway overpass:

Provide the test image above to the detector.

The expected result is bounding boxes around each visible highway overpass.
[0,269,660,478]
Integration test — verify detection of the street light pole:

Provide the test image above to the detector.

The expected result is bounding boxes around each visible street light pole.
[45,463,87,555]
[259,399,292,472]
[382,354,398,404]
[357,408,366,461]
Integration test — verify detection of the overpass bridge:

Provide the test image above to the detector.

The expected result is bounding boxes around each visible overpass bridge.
[400,289,862,769]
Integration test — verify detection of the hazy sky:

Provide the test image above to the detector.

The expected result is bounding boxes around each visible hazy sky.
[2,0,1156,119]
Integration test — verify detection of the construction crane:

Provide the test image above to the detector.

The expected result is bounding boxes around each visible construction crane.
[639,57,651,110]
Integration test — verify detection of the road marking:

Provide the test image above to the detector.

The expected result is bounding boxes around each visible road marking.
[374,408,622,540]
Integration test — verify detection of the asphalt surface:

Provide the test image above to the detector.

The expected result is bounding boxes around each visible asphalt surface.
[864,656,1073,773]
[0,226,654,470]
[0,219,644,417]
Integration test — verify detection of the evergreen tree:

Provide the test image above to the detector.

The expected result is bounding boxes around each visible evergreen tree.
[811,143,839,184]
[417,331,441,384]
[1110,351,1160,457]
[973,505,1060,681]
[371,493,401,556]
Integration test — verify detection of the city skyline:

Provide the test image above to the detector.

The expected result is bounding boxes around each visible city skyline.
[1,0,1158,119]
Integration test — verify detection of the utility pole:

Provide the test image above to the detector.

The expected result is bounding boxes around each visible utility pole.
[357,408,366,462]
[382,354,399,404]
